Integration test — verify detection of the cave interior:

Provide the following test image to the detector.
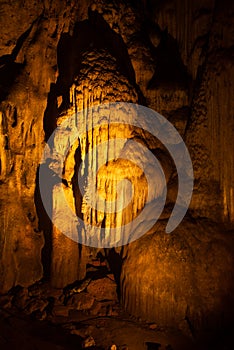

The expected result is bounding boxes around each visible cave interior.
[0,0,234,349]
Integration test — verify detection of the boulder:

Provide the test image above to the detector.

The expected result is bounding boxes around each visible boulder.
[121,219,234,333]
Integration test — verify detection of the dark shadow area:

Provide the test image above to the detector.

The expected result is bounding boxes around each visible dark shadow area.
[0,311,85,350]
[0,18,38,102]
[72,144,83,221]
[148,30,189,90]
[145,342,162,350]
[35,157,77,281]
[43,83,58,142]
[0,62,24,102]
[105,249,123,300]
[34,80,61,280]
[86,264,110,280]
[191,320,234,350]
[34,163,54,281]
[72,145,87,257]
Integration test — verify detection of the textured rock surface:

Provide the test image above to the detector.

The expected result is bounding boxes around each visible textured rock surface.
[0,0,80,291]
[86,276,118,301]
[48,47,139,285]
[0,0,233,336]
[186,2,234,221]
[121,219,234,333]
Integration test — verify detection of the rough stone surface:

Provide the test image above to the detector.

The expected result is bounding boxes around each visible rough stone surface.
[52,305,69,317]
[0,0,80,292]
[67,292,95,310]
[186,3,234,221]
[0,0,233,337]
[121,219,234,333]
[87,277,118,302]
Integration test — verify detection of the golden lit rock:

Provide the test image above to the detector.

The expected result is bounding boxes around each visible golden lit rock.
[0,2,233,346]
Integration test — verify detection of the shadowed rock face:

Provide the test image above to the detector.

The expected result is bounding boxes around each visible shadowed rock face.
[121,218,234,334]
[0,0,233,336]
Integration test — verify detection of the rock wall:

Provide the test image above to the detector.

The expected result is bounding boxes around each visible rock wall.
[0,0,85,291]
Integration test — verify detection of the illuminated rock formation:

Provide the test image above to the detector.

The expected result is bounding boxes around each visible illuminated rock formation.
[49,48,140,286]
[121,219,234,333]
[0,1,233,337]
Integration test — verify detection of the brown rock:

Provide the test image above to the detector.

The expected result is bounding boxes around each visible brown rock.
[87,278,118,302]
[121,219,234,333]
[89,300,102,316]
[68,292,95,311]
[109,345,117,350]
[52,305,69,317]
[44,287,63,301]
[82,336,95,348]
[107,305,119,317]
[107,274,115,281]
[25,298,49,315]
[70,329,86,338]
[149,323,158,330]
[12,287,30,310]
[0,294,13,309]
[70,325,95,338]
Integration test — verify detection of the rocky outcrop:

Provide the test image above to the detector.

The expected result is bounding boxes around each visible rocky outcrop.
[186,1,234,222]
[121,219,234,334]
[0,0,83,291]
[145,0,234,223]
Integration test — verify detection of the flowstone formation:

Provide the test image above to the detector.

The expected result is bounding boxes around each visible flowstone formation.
[121,219,234,334]
[0,0,233,340]
[48,48,140,287]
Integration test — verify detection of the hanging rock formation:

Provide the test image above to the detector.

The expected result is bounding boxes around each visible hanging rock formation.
[49,48,139,287]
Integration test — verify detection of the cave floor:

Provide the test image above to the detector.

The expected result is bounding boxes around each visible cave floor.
[0,261,233,350]
[0,270,233,350]
[0,307,194,350]
[0,306,233,350]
